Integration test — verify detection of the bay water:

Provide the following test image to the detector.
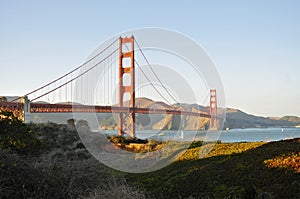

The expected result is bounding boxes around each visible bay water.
[102,128,300,143]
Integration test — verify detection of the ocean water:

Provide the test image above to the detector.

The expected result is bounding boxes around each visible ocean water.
[30,113,300,143]
[101,128,300,143]
[218,128,300,142]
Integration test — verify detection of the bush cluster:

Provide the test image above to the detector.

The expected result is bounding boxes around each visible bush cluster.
[109,135,148,144]
[0,112,145,198]
[0,111,42,155]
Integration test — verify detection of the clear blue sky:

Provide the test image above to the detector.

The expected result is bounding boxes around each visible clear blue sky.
[1,0,299,117]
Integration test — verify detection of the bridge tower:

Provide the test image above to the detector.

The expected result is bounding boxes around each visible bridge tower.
[210,89,217,130]
[118,36,136,137]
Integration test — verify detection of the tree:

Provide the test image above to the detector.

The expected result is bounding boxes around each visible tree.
[0,111,42,154]
[67,118,75,126]
[0,96,7,103]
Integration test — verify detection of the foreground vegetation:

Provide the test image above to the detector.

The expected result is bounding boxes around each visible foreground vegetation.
[127,139,300,198]
[0,111,299,198]
[0,111,145,198]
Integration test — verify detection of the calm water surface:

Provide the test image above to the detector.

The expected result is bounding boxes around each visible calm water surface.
[217,128,300,142]
[102,128,300,143]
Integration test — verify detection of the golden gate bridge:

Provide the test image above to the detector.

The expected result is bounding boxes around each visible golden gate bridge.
[0,36,218,138]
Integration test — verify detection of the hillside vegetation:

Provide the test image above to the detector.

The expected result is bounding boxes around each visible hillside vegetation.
[280,116,300,125]
[126,139,300,198]
[0,111,145,199]
[0,111,299,198]
[224,108,296,129]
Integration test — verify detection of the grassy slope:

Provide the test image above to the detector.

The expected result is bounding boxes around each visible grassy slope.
[0,122,145,199]
[0,121,299,198]
[126,139,300,199]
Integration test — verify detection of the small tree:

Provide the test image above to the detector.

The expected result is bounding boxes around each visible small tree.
[67,118,75,126]
[0,96,7,103]
[0,111,42,154]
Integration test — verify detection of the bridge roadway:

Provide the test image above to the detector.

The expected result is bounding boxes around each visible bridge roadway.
[0,102,211,118]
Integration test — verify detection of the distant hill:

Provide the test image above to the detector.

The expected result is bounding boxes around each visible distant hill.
[224,108,296,129]
[100,98,300,130]
[100,98,210,130]
[280,116,300,125]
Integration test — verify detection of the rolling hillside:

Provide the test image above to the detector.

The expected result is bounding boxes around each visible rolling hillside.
[224,108,296,129]
[100,98,300,130]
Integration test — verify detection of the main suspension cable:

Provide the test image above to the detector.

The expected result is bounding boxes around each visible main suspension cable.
[12,37,119,102]
[134,38,178,104]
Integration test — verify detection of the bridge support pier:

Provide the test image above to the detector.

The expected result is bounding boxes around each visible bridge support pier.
[22,96,31,123]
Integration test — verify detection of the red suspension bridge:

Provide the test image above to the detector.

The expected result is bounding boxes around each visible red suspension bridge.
[0,36,218,138]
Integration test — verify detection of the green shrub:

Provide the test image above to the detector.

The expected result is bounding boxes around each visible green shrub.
[67,118,75,126]
[0,111,42,155]
[0,150,47,198]
[214,184,244,198]
[28,122,82,151]
[109,135,148,144]
[0,149,138,199]
[188,141,203,149]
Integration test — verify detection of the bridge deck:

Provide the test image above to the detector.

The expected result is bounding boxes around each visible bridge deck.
[0,102,211,118]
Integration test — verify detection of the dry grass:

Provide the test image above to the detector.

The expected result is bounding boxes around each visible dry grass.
[264,152,300,173]
[83,177,145,199]
[0,122,146,199]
